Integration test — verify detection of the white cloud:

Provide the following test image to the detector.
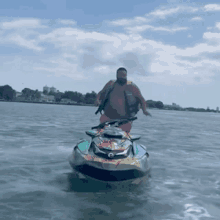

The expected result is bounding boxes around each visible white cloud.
[202,22,220,42]
[7,34,43,51]
[204,4,220,11]
[39,27,125,51]
[108,5,197,37]
[34,58,87,80]
[109,5,199,29]
[0,18,45,51]
[57,19,77,26]
[93,66,111,75]
[148,6,198,18]
[126,24,188,33]
[216,22,220,30]
[203,32,220,42]
[149,7,181,17]
[109,19,131,26]
[191,16,203,21]
[108,16,149,27]
[178,43,220,57]
[134,16,148,22]
[0,18,46,29]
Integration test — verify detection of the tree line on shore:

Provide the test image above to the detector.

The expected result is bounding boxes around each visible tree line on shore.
[0,85,16,101]
[0,84,218,113]
[0,85,99,104]
[0,85,166,107]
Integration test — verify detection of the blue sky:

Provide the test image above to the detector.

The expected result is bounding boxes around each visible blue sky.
[1,0,220,109]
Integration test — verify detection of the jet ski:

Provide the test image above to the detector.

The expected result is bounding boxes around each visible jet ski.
[68,117,150,184]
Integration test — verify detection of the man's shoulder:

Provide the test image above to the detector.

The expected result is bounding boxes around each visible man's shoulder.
[110,79,116,83]
[126,81,137,86]
[126,81,138,88]
[103,80,115,91]
[107,80,116,87]
[126,82,140,94]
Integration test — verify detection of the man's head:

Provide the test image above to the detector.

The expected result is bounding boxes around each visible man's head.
[116,67,127,86]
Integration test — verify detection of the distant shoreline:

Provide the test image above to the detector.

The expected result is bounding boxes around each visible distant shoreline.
[0,99,95,107]
[0,99,219,113]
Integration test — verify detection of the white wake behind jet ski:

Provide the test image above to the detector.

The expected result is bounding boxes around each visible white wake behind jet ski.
[68,117,150,184]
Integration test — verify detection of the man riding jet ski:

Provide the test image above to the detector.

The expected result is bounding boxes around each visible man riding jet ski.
[68,68,151,184]
[94,67,151,133]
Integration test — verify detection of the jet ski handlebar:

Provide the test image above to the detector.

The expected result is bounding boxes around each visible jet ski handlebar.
[91,117,137,130]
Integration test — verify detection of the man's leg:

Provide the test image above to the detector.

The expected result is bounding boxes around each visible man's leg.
[100,114,111,123]
[119,122,132,133]
[97,114,111,133]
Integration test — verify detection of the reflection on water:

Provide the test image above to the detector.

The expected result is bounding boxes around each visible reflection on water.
[0,102,219,220]
[63,172,154,220]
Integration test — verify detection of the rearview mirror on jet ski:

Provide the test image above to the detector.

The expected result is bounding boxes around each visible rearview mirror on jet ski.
[130,135,141,141]
[85,130,99,138]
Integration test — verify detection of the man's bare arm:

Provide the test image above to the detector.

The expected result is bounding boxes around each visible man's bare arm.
[132,84,151,116]
[137,94,148,113]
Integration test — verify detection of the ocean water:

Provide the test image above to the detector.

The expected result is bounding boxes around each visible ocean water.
[0,102,219,220]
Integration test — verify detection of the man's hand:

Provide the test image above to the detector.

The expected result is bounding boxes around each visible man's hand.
[95,99,101,106]
[143,110,152,117]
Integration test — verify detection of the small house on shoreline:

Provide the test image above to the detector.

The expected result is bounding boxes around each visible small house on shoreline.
[60,98,77,104]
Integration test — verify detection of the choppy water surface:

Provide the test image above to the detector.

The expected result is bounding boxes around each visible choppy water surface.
[0,102,219,220]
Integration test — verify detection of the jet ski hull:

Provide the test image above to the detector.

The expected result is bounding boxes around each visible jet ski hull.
[68,140,150,183]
